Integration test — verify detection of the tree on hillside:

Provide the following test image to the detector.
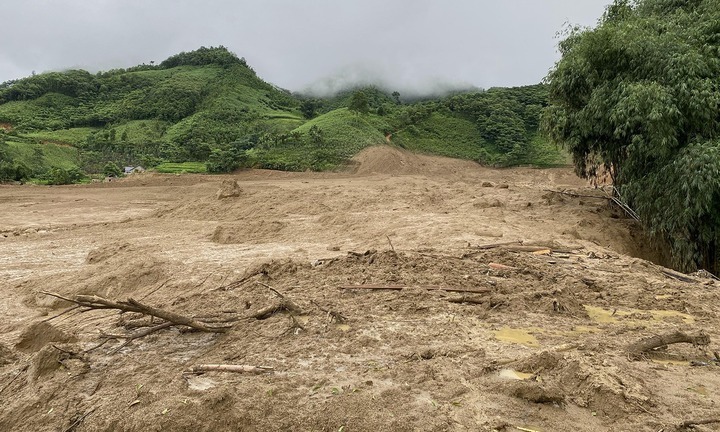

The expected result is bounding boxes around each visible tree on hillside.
[103,162,122,178]
[544,0,720,272]
[392,91,401,105]
[300,99,321,119]
[348,91,370,115]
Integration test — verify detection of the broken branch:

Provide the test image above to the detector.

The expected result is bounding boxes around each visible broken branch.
[187,364,274,374]
[627,331,710,360]
[679,419,720,429]
[386,235,395,252]
[40,292,232,333]
[311,300,347,323]
[338,285,492,294]
[447,296,486,304]
[661,269,697,284]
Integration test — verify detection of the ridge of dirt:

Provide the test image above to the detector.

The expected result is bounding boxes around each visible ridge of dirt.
[0,146,718,431]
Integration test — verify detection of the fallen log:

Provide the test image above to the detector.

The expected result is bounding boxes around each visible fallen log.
[679,418,720,429]
[627,331,710,360]
[188,364,274,374]
[504,245,555,253]
[41,292,232,333]
[473,240,523,250]
[447,296,486,304]
[338,285,492,294]
[247,303,283,320]
[661,269,697,284]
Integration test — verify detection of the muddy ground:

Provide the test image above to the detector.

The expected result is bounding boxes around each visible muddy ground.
[0,146,718,432]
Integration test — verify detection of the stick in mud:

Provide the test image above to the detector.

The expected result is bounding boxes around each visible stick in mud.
[626,331,710,360]
[187,364,274,374]
[61,407,96,432]
[40,292,233,333]
[386,235,395,252]
[338,285,492,294]
[679,418,720,429]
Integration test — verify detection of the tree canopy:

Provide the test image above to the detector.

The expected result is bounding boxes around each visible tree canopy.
[544,0,720,272]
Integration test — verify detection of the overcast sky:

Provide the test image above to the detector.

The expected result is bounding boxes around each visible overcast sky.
[0,0,610,95]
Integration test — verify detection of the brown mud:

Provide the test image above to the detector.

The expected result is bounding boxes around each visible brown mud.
[0,146,718,431]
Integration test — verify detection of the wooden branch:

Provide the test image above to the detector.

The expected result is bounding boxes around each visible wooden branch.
[679,419,720,429]
[340,284,403,291]
[105,322,174,353]
[473,240,522,250]
[661,269,697,284]
[447,296,486,304]
[40,292,231,333]
[627,331,710,360]
[311,300,347,323]
[61,407,96,432]
[125,298,231,333]
[247,303,283,320]
[214,270,265,292]
[339,285,492,294]
[103,321,174,340]
[40,305,81,323]
[386,235,395,252]
[188,364,274,374]
[503,245,553,252]
[256,282,303,314]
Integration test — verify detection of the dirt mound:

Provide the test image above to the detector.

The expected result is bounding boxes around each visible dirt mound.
[215,179,242,199]
[351,145,480,176]
[211,220,288,244]
[20,242,171,309]
[15,321,76,352]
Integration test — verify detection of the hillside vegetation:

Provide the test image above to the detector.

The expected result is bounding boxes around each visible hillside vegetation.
[545,0,720,273]
[0,46,566,182]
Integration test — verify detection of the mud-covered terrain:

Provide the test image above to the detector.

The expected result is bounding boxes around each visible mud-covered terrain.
[1,146,718,432]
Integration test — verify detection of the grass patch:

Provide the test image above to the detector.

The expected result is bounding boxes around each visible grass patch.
[392,113,493,160]
[293,108,389,158]
[22,127,97,146]
[6,140,79,170]
[154,161,207,174]
[515,134,571,167]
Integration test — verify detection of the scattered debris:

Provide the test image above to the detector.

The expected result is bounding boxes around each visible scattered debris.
[187,364,274,374]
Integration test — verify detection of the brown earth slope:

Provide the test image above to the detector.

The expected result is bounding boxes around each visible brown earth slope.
[0,146,718,432]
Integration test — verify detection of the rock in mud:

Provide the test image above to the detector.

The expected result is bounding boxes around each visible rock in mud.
[216,180,242,199]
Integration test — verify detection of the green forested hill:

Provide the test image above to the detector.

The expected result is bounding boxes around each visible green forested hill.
[0,46,567,183]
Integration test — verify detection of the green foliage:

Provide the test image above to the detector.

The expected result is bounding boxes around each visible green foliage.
[159,46,248,69]
[155,161,208,174]
[0,157,31,182]
[544,0,720,271]
[103,161,122,177]
[348,91,370,115]
[393,112,489,160]
[300,98,322,119]
[308,125,325,145]
[22,127,97,146]
[0,47,561,179]
[443,85,550,166]
[41,166,85,185]
[205,138,252,173]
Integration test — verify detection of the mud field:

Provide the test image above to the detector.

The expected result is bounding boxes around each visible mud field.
[1,146,718,432]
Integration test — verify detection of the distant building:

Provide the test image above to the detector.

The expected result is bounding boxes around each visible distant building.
[124,166,145,174]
